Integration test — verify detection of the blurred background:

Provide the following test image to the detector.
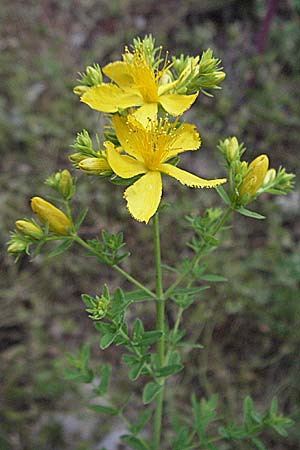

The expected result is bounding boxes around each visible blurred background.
[1,0,299,449]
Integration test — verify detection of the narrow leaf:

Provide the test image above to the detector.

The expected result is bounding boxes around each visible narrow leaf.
[96,364,111,396]
[143,382,162,404]
[129,362,145,381]
[75,207,88,228]
[100,333,116,350]
[124,289,152,303]
[48,239,73,257]
[155,364,183,378]
[236,207,266,220]
[140,331,163,346]
[251,437,267,450]
[88,404,118,416]
[199,274,227,282]
[215,185,230,205]
[120,435,149,450]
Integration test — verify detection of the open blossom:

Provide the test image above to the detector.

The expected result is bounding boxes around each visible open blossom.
[81,46,198,126]
[105,115,226,223]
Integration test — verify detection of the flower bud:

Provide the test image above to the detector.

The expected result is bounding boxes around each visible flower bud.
[73,85,89,96]
[86,65,102,84]
[239,155,269,201]
[262,168,276,187]
[78,157,111,175]
[58,169,74,199]
[31,197,71,235]
[7,240,27,254]
[226,137,239,162]
[15,220,43,239]
[69,152,87,164]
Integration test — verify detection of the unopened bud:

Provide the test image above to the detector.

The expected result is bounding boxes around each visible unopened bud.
[239,155,269,201]
[73,85,89,96]
[226,137,239,162]
[31,197,71,235]
[59,169,74,199]
[69,152,86,164]
[262,168,276,187]
[78,157,111,175]
[15,220,43,239]
[214,71,226,83]
[86,65,102,84]
[7,241,27,254]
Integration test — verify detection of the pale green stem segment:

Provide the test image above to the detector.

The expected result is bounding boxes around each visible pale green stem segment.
[152,212,165,449]
[73,235,156,299]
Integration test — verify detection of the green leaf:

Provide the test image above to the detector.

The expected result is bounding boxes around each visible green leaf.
[95,322,115,335]
[140,330,163,346]
[199,274,227,282]
[88,404,118,415]
[81,294,94,308]
[75,207,88,228]
[143,382,162,404]
[155,364,183,378]
[64,368,93,383]
[251,437,267,450]
[124,289,152,303]
[100,333,116,349]
[129,362,145,381]
[111,288,126,320]
[235,207,266,220]
[243,396,254,429]
[132,318,144,341]
[95,364,111,396]
[270,397,278,416]
[48,239,73,257]
[215,186,230,205]
[172,286,209,296]
[130,409,152,434]
[120,434,149,450]
[167,350,181,366]
[80,343,90,369]
[177,342,203,349]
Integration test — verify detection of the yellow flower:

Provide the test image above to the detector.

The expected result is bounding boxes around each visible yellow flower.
[105,115,226,223]
[81,47,198,126]
[31,197,71,235]
[239,155,269,201]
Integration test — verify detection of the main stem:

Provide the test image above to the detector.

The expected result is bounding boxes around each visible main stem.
[153,212,165,449]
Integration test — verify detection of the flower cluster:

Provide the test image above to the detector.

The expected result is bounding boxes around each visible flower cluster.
[7,36,295,257]
[72,35,227,223]
[217,137,295,208]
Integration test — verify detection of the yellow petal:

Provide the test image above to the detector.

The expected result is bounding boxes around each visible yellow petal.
[124,171,162,223]
[81,84,142,113]
[157,77,181,96]
[105,141,146,178]
[159,92,199,116]
[158,163,226,188]
[102,61,133,87]
[132,102,158,127]
[112,115,144,161]
[164,123,201,161]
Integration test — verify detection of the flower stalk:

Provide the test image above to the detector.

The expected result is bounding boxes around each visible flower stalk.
[153,212,165,448]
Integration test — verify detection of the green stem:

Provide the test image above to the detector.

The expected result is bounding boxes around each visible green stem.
[153,212,165,449]
[165,206,233,298]
[73,235,156,299]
